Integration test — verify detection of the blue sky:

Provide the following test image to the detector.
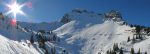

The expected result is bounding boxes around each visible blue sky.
[0,0,150,26]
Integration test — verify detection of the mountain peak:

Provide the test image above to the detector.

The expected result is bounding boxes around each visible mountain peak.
[60,9,125,25]
[104,10,123,22]
[60,9,103,24]
[71,8,92,14]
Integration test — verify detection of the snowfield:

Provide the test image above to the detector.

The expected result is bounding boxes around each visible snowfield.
[0,9,149,54]
[0,35,40,54]
[54,20,150,54]
[53,9,150,54]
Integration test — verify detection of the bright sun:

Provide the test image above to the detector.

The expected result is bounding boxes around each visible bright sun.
[6,0,25,18]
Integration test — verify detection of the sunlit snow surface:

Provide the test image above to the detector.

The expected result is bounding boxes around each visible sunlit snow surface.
[0,9,149,54]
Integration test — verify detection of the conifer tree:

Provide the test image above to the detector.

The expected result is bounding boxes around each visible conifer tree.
[130,48,134,54]
[106,50,110,54]
[45,49,49,54]
[98,52,101,54]
[113,43,116,51]
[51,47,56,54]
[119,47,123,54]
[132,36,136,43]
[136,35,139,39]
[130,24,133,27]
[145,52,147,54]
[112,51,116,54]
[113,43,119,51]
[139,35,143,40]
[137,48,140,54]
[116,43,119,51]
[53,34,56,41]
[127,36,130,42]
[30,33,34,44]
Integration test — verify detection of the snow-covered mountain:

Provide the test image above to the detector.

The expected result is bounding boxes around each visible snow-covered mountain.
[54,9,150,54]
[0,16,40,54]
[18,21,63,31]
[0,9,149,54]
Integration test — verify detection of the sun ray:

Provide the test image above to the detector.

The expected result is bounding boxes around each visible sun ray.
[5,0,25,18]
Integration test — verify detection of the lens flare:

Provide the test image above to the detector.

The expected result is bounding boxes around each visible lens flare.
[26,2,32,8]
[10,18,17,26]
[5,0,25,18]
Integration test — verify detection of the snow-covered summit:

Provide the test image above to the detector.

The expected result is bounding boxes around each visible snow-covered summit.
[54,9,150,54]
[104,10,123,22]
[60,9,103,24]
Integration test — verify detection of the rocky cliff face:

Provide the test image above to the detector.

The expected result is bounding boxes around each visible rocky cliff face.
[104,10,123,22]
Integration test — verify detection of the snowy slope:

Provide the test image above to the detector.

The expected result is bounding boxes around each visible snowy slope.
[0,15,66,54]
[55,20,150,54]
[0,16,31,41]
[18,21,63,31]
[133,37,150,53]
[53,9,150,54]
[0,9,149,54]
[0,34,39,54]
